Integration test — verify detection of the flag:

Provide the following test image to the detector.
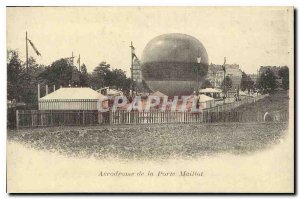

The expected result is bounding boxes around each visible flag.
[130,42,138,60]
[131,47,138,59]
[28,39,41,56]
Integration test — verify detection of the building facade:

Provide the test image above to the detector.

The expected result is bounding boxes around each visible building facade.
[207,63,243,88]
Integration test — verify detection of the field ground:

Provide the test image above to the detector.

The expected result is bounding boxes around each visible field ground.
[234,90,289,121]
[8,122,288,159]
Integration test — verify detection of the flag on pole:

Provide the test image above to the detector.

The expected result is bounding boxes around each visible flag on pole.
[131,46,138,59]
[222,57,226,72]
[130,42,138,59]
[27,39,41,56]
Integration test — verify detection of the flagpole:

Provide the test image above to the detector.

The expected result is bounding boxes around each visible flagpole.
[223,57,226,99]
[130,41,134,96]
[78,54,80,71]
[71,51,74,65]
[26,31,28,74]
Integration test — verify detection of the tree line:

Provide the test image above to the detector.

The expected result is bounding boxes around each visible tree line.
[7,49,131,106]
[201,66,289,93]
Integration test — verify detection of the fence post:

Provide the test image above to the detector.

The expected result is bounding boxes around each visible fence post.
[109,110,113,125]
[82,110,85,125]
[16,110,19,129]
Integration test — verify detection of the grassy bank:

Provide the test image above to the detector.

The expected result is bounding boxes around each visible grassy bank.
[234,90,289,122]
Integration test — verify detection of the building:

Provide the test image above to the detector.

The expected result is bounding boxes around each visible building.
[207,63,243,88]
[206,64,224,88]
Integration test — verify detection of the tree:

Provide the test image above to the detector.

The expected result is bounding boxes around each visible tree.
[258,68,277,92]
[90,61,111,89]
[278,66,289,90]
[221,76,232,92]
[39,58,77,87]
[109,69,131,90]
[79,63,89,86]
[7,50,45,106]
[240,72,254,92]
[90,62,131,91]
[201,79,213,89]
[7,50,25,101]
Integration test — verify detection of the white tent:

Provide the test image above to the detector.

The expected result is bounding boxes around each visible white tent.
[199,88,222,93]
[39,87,107,110]
[199,94,214,102]
[41,87,105,100]
[149,91,168,98]
[199,88,222,99]
[239,90,248,96]
[97,87,123,96]
[198,94,215,109]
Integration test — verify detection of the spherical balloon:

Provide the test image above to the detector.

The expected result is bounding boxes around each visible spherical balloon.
[141,33,209,96]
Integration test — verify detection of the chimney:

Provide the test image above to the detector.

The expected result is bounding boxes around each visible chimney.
[46,85,48,95]
[53,85,56,92]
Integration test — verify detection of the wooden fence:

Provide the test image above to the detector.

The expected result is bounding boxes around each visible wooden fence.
[16,110,101,128]
[16,109,243,129]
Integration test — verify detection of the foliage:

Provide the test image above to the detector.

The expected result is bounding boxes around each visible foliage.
[221,76,233,92]
[7,49,133,107]
[39,58,77,87]
[201,79,213,89]
[258,69,278,92]
[7,50,25,101]
[240,72,254,92]
[278,66,289,90]
[90,61,131,91]
[7,50,44,105]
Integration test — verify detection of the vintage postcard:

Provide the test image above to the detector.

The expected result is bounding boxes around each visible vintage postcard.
[6,7,294,193]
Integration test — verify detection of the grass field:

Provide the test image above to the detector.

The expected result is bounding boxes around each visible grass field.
[8,122,288,159]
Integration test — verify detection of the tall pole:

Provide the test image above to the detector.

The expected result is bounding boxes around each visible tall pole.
[223,57,226,98]
[196,48,201,95]
[71,51,74,65]
[26,31,28,74]
[130,41,134,96]
[78,54,81,71]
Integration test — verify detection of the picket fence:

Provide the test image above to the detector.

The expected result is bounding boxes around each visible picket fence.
[15,94,283,129]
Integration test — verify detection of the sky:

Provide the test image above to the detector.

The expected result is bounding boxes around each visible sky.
[6,7,293,76]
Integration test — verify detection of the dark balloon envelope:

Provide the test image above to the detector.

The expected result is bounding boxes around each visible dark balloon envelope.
[141,33,209,96]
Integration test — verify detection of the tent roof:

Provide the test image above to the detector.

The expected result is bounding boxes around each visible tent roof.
[199,88,222,93]
[239,91,248,96]
[150,91,168,97]
[107,89,123,95]
[40,87,105,100]
[199,94,214,102]
[97,87,123,95]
